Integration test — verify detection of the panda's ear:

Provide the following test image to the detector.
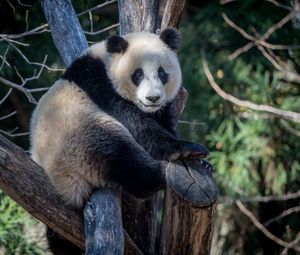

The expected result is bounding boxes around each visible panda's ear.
[106,35,129,54]
[159,28,181,50]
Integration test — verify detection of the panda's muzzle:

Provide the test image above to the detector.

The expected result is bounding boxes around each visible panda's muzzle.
[146,96,160,103]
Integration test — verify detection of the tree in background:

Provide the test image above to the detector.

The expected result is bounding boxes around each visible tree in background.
[179,0,300,254]
[0,0,299,254]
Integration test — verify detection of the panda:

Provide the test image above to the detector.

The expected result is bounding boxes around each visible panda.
[30,28,208,209]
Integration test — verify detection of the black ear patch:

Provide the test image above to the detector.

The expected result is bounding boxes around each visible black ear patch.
[106,35,129,54]
[159,28,181,50]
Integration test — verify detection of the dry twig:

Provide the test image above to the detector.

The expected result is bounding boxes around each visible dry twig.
[202,51,300,123]
[236,200,300,252]
[264,205,300,227]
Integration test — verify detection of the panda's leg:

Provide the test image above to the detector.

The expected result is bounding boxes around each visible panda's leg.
[106,136,165,198]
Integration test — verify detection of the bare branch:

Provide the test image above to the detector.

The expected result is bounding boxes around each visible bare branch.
[266,0,293,11]
[84,23,119,36]
[0,24,49,40]
[161,0,186,29]
[202,51,300,123]
[222,13,255,41]
[0,76,37,104]
[236,200,300,252]
[0,46,11,70]
[0,88,12,105]
[8,42,64,72]
[220,190,300,204]
[280,119,300,137]
[0,129,29,137]
[264,206,300,227]
[261,12,293,40]
[222,13,300,50]
[0,111,17,121]
[77,0,117,17]
[229,42,254,60]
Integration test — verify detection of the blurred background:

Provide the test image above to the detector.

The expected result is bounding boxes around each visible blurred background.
[0,0,299,254]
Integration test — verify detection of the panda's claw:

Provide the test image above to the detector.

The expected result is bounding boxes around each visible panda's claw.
[181,143,209,159]
[168,152,181,161]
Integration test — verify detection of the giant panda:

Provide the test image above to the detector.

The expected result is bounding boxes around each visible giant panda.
[30,28,208,209]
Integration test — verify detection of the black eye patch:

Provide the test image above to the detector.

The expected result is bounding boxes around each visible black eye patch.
[158,66,169,84]
[131,68,144,86]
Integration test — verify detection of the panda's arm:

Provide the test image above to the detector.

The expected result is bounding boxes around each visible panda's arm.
[121,114,208,161]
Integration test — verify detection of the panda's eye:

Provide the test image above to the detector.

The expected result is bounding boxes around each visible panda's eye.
[131,68,144,86]
[158,66,168,84]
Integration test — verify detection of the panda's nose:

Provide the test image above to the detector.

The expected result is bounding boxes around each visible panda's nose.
[146,96,160,103]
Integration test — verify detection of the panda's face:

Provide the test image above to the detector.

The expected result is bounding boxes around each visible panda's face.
[107,30,182,113]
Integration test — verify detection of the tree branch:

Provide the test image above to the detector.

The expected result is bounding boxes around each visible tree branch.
[236,200,300,252]
[202,50,300,123]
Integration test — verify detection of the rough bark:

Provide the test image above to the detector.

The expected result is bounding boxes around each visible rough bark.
[0,134,85,249]
[161,0,187,29]
[84,189,124,255]
[39,0,88,66]
[118,0,159,35]
[118,1,162,254]
[160,188,216,255]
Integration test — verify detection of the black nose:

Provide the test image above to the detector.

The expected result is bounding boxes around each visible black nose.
[146,96,160,103]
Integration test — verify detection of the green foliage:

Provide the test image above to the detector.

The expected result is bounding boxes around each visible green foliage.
[0,192,44,255]
[178,0,300,253]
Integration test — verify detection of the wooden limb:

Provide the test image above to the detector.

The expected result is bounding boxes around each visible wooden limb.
[160,159,217,255]
[39,0,88,66]
[0,134,145,254]
[118,1,161,254]
[0,134,85,249]
[161,0,186,29]
[118,0,159,35]
[84,189,124,255]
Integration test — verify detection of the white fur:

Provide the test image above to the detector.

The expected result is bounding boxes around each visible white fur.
[107,32,182,112]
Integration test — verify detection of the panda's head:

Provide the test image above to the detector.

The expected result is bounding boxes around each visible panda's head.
[106,28,182,113]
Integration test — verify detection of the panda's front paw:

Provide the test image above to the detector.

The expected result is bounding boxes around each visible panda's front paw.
[167,141,209,161]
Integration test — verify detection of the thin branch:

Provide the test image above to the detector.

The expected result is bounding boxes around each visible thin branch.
[0,111,17,121]
[261,12,293,40]
[236,200,300,252]
[77,0,117,17]
[0,46,11,70]
[223,13,300,50]
[202,51,300,123]
[222,13,255,41]
[220,190,300,204]
[0,76,37,104]
[229,42,254,60]
[264,206,300,227]
[8,42,64,72]
[84,23,119,36]
[280,119,300,137]
[0,88,12,105]
[0,127,29,137]
[0,24,49,41]
[265,0,293,11]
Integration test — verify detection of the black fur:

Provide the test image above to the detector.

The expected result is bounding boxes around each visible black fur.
[47,227,83,255]
[106,35,128,54]
[159,28,182,50]
[62,55,165,196]
[158,66,169,84]
[52,47,207,255]
[62,53,208,162]
[131,68,144,86]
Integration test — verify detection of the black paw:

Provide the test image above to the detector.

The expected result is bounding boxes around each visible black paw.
[168,141,209,161]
